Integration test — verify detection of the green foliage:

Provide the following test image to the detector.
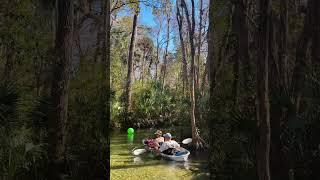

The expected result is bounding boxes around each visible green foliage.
[0,1,54,176]
[204,83,257,180]
[0,126,48,180]
[277,69,320,179]
[66,58,109,179]
[0,82,48,180]
[0,1,53,178]
[27,95,51,144]
[0,51,110,179]
[114,79,191,129]
[0,82,19,129]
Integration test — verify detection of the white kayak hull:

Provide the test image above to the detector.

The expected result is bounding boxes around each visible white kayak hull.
[160,149,190,162]
[142,139,190,162]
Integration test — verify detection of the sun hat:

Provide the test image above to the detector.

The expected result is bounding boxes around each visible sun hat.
[163,133,172,138]
[154,130,162,136]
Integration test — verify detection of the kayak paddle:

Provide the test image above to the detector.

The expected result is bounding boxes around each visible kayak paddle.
[132,148,147,155]
[182,138,192,144]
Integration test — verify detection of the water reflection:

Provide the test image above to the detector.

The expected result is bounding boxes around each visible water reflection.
[166,160,191,170]
[183,162,190,170]
[127,134,134,144]
[133,156,142,163]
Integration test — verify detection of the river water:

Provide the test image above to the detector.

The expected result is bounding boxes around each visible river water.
[110,128,210,180]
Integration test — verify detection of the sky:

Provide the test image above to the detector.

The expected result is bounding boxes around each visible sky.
[139,3,175,52]
[116,0,199,53]
[139,3,157,27]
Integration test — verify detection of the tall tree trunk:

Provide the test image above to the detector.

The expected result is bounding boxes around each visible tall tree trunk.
[124,12,138,112]
[271,1,288,180]
[278,0,289,89]
[269,13,277,180]
[80,0,90,15]
[256,0,271,180]
[231,3,240,105]
[232,53,240,105]
[155,39,160,80]
[100,0,110,177]
[141,50,146,83]
[238,0,250,87]
[311,0,320,64]
[94,2,104,62]
[33,46,43,97]
[231,0,250,102]
[148,52,153,79]
[49,0,73,178]
[181,0,203,147]
[201,60,209,92]
[176,0,188,93]
[3,43,15,82]
[208,0,215,177]
[268,14,285,180]
[155,61,159,80]
[291,0,312,113]
[201,22,216,93]
[196,0,203,90]
[133,64,137,81]
[74,9,82,58]
[94,30,102,62]
[147,50,154,80]
[162,13,170,90]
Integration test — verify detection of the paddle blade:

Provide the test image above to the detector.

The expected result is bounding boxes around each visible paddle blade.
[182,138,192,144]
[133,149,147,155]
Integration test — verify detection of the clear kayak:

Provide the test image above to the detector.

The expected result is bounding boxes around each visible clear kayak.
[160,147,190,162]
[142,139,190,162]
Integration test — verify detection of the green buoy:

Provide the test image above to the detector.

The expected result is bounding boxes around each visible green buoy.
[127,128,134,135]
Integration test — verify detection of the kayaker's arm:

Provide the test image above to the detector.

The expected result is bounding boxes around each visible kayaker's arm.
[154,141,160,148]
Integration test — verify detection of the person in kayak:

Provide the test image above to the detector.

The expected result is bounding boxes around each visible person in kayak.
[156,133,180,155]
[144,130,164,149]
[154,130,164,145]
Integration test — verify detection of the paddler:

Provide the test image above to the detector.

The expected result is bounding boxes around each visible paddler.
[156,133,180,155]
[144,130,164,149]
[154,130,164,145]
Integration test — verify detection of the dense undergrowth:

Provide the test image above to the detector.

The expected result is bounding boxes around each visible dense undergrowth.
[115,81,190,129]
[204,69,320,180]
[2,58,320,180]
[0,60,109,179]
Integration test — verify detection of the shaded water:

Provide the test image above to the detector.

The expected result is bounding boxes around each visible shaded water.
[110,128,210,180]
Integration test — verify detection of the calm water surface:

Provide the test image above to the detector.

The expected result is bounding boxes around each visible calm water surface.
[110,128,210,180]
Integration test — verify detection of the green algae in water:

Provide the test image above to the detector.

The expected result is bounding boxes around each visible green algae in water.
[110,129,209,180]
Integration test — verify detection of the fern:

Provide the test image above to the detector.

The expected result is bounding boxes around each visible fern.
[0,82,19,131]
[0,82,48,180]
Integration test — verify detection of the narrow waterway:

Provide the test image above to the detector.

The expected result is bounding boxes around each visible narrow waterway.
[110,128,210,180]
